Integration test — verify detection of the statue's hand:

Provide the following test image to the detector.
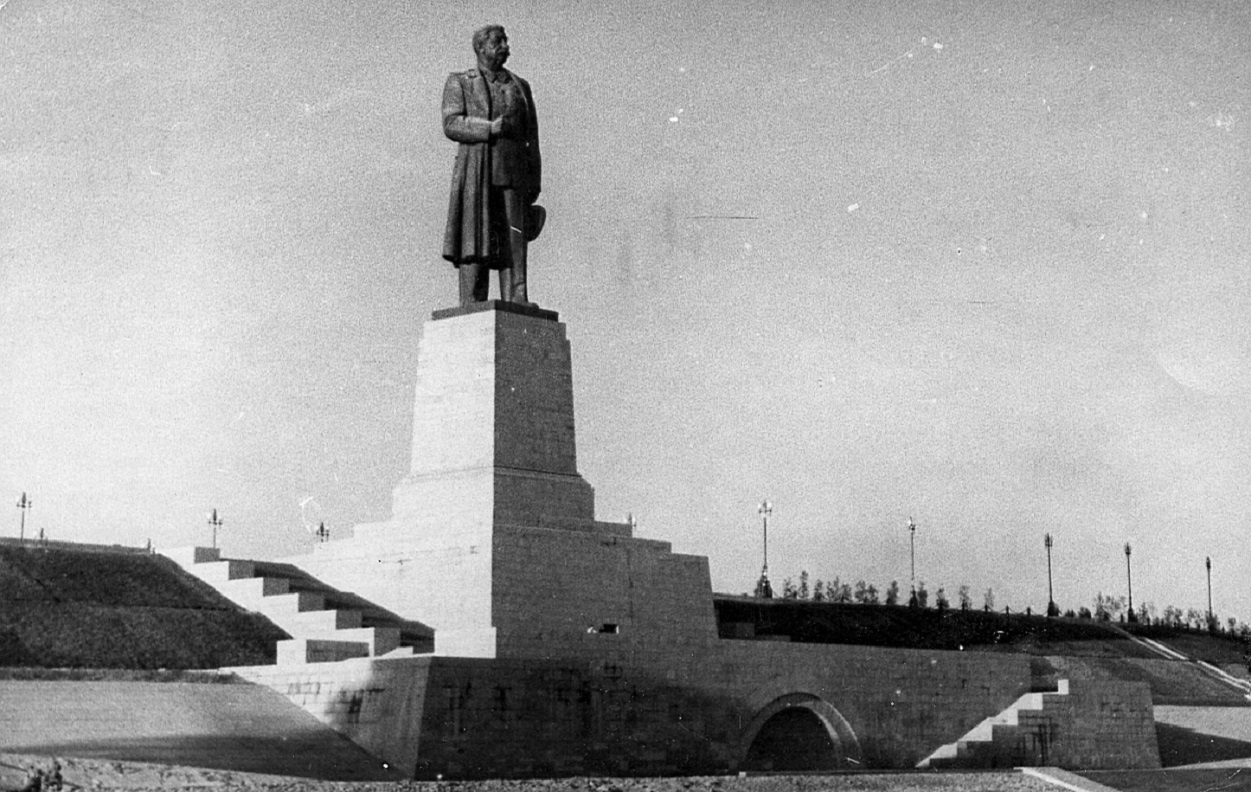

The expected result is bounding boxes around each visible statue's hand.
[489,117,504,138]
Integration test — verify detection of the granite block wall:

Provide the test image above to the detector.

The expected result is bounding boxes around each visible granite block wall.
[235,640,1035,778]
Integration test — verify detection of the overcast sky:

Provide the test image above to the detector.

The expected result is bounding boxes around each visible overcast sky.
[2,0,1248,622]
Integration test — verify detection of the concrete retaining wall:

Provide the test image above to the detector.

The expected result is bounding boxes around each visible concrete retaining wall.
[236,639,1034,778]
[0,680,397,780]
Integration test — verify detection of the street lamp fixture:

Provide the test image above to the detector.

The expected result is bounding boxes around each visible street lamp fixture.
[208,508,223,549]
[1124,542,1136,623]
[1044,533,1058,617]
[1206,556,1213,630]
[16,492,32,541]
[755,500,773,599]
[907,517,918,607]
[316,521,330,543]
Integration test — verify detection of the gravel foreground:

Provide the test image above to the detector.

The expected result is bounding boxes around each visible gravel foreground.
[0,754,1063,792]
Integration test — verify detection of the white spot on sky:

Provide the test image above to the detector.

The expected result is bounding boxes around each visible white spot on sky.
[847,203,860,212]
[669,117,678,123]
[678,67,686,73]
[1140,211,1149,220]
[299,496,323,533]
[933,42,943,50]
[744,243,752,251]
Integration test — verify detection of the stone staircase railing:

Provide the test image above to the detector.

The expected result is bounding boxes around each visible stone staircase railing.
[164,546,434,665]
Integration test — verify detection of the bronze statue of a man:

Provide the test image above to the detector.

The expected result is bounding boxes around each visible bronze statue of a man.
[441,25,544,306]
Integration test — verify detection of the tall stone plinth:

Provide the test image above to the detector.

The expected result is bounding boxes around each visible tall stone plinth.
[391,301,595,530]
[290,302,597,658]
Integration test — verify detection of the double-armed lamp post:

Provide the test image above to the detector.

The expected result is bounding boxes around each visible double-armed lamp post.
[16,492,32,541]
[756,500,773,598]
[208,508,223,550]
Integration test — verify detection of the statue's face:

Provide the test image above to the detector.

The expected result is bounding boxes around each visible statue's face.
[477,29,510,70]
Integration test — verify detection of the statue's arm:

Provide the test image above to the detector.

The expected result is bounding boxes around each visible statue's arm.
[442,74,492,144]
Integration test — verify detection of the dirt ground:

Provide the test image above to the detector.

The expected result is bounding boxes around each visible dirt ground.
[0,754,1062,792]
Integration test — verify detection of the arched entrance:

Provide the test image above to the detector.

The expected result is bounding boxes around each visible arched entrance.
[740,693,861,771]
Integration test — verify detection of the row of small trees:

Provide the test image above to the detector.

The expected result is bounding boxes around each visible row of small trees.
[760,571,1251,637]
[758,571,997,613]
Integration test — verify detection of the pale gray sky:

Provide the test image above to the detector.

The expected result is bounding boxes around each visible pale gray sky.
[2,0,1249,622]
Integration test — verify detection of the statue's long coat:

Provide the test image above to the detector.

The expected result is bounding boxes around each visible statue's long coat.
[441,68,541,268]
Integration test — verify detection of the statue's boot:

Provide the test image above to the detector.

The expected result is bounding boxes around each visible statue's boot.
[505,227,531,305]
[459,263,488,305]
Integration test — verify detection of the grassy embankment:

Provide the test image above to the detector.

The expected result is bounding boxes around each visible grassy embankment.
[0,543,287,669]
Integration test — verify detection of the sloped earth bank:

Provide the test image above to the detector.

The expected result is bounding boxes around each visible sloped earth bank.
[0,755,1062,792]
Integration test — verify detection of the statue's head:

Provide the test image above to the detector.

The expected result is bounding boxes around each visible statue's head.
[473,25,509,71]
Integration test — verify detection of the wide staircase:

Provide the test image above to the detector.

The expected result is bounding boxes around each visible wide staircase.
[918,681,1074,769]
[165,547,433,665]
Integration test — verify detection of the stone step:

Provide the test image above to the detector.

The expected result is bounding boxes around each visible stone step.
[288,608,364,631]
[162,546,222,567]
[194,559,257,583]
[221,576,291,602]
[254,591,327,615]
[276,638,371,665]
[335,627,401,656]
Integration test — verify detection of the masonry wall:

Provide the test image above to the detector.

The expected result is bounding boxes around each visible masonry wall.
[490,522,719,663]
[235,638,1034,778]
[988,680,1159,769]
[288,522,497,657]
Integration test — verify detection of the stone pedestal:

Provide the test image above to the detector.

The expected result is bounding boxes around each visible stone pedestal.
[291,302,595,657]
[287,300,715,661]
[389,300,595,531]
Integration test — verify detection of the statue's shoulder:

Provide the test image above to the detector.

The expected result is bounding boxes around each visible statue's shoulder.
[448,68,481,82]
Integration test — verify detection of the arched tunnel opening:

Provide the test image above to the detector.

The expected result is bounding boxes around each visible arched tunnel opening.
[743,706,842,771]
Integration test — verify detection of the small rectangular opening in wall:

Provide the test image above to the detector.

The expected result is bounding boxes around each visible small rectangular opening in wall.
[587,623,619,634]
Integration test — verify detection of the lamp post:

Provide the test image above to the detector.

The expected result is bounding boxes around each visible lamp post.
[1044,533,1057,617]
[316,521,330,543]
[1124,542,1136,623]
[1206,556,1213,629]
[907,517,917,604]
[208,508,222,549]
[755,500,773,598]
[16,492,31,541]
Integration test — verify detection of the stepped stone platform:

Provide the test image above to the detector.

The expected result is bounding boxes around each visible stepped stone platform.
[3,303,1175,779]
[165,547,433,665]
